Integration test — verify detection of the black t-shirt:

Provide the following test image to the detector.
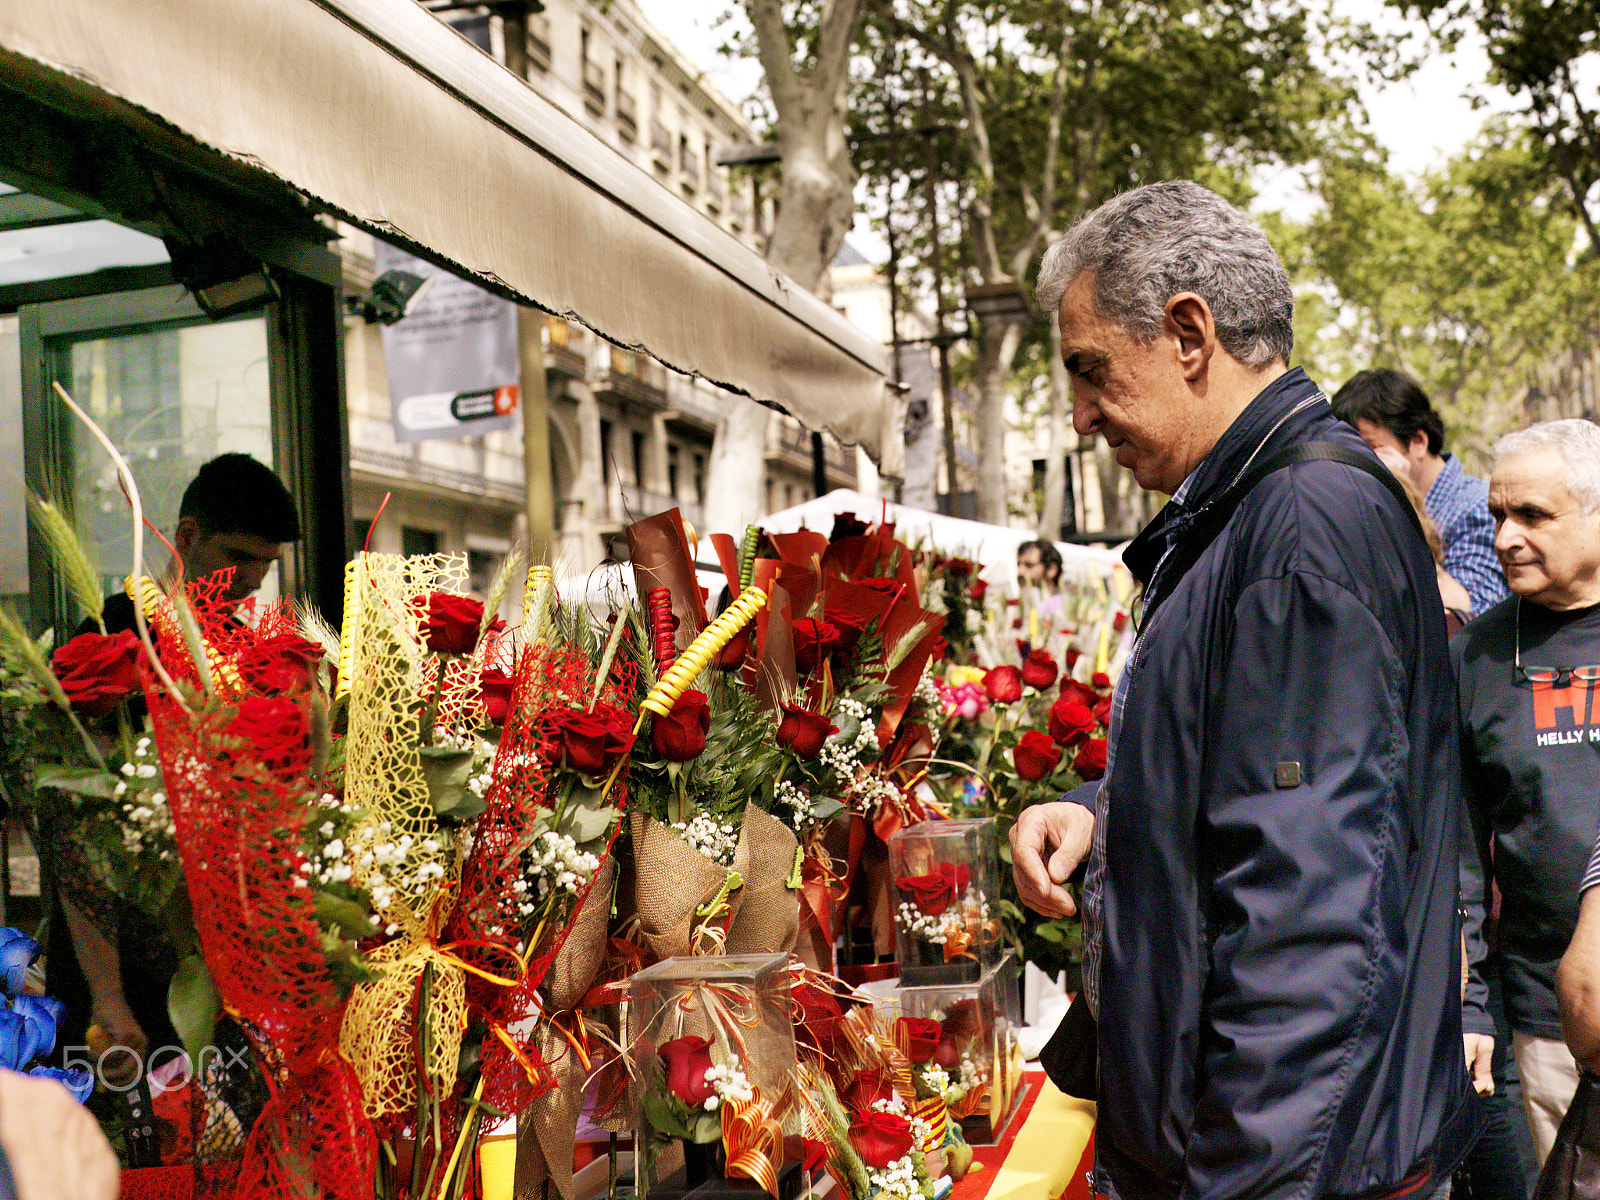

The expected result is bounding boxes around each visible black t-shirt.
[1454,596,1600,1037]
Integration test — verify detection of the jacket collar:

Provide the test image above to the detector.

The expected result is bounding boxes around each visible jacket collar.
[1123,367,1326,586]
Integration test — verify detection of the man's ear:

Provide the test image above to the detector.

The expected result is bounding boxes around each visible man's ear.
[1165,293,1215,381]
[173,516,198,555]
[1408,430,1431,458]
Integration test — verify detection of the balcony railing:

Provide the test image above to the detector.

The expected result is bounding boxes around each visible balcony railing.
[616,89,637,139]
[650,120,672,164]
[582,60,606,116]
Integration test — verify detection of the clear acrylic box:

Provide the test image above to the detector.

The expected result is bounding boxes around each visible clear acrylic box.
[630,953,801,1200]
[889,818,1003,986]
[894,950,1024,1144]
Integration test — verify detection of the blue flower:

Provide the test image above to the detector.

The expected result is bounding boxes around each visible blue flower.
[27,1065,94,1104]
[0,1009,30,1072]
[0,930,39,996]
[7,995,60,1064]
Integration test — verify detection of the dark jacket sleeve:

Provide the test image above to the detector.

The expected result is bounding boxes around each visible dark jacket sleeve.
[1454,644,1496,1036]
[1060,779,1101,812]
[1181,571,1440,1199]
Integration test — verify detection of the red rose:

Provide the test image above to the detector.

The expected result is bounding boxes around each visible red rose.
[1092,694,1113,727]
[1112,611,1129,632]
[420,592,485,655]
[896,863,971,917]
[776,705,837,759]
[793,618,842,674]
[984,666,1023,704]
[236,633,325,693]
[931,1037,962,1070]
[968,579,989,603]
[1059,679,1099,709]
[941,997,986,1041]
[479,668,515,724]
[896,1016,942,1065]
[1013,730,1062,782]
[801,1138,831,1172]
[850,1109,915,1168]
[546,705,635,775]
[842,1069,895,1111]
[824,609,869,653]
[652,689,710,761]
[51,630,142,717]
[1065,648,1082,667]
[942,558,976,577]
[658,1035,715,1107]
[225,695,311,773]
[1048,698,1095,748]
[830,513,870,540]
[1021,649,1058,690]
[715,624,752,670]
[1091,671,1112,689]
[1074,737,1108,781]
[857,578,903,602]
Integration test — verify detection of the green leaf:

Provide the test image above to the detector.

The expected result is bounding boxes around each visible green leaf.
[418,745,485,824]
[1033,922,1065,944]
[167,955,220,1062]
[688,1112,723,1144]
[811,797,846,821]
[558,798,619,844]
[642,1091,692,1140]
[35,765,120,799]
[315,890,378,940]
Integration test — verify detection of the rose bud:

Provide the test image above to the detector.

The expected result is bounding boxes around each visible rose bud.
[1113,611,1129,632]
[51,629,142,717]
[715,624,752,670]
[895,1016,942,1065]
[1074,737,1108,781]
[793,618,842,675]
[478,667,515,724]
[658,1035,715,1107]
[1092,671,1112,689]
[849,1109,915,1169]
[1060,679,1099,709]
[931,1038,962,1070]
[652,689,710,761]
[546,705,636,775]
[824,609,869,654]
[1048,697,1096,748]
[1013,730,1062,782]
[968,579,988,603]
[1021,649,1058,690]
[226,695,312,774]
[1065,648,1082,667]
[776,705,837,759]
[420,591,486,655]
[984,666,1023,704]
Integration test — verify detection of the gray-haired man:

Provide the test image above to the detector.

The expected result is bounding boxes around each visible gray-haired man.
[1458,418,1600,1168]
[1010,180,1481,1199]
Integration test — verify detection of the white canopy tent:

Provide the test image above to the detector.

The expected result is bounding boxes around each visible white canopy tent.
[757,489,1125,586]
[0,0,890,454]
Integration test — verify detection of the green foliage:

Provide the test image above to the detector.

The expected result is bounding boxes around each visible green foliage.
[167,954,221,1062]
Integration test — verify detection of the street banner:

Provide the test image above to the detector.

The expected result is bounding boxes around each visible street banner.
[374,241,520,443]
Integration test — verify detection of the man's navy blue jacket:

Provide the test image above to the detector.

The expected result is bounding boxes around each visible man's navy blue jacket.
[1064,369,1481,1199]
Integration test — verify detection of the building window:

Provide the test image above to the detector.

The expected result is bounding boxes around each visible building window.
[692,452,705,506]
[615,58,636,139]
[630,429,647,487]
[402,526,440,557]
[667,444,680,499]
[468,548,498,596]
[600,419,615,486]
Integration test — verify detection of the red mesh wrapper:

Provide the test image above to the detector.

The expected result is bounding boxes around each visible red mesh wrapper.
[140,575,376,1200]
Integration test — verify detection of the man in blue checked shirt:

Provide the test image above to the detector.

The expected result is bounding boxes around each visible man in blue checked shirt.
[1332,368,1509,616]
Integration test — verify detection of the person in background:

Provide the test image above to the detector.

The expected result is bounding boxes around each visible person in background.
[1332,367,1509,616]
[49,452,300,1082]
[1458,419,1600,1169]
[1011,180,1479,1200]
[1017,539,1066,622]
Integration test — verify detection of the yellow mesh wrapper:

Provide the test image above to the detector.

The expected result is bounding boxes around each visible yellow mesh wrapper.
[340,938,470,1120]
[341,551,465,933]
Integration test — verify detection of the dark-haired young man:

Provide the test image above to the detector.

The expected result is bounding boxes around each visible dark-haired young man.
[95,451,301,635]
[52,453,300,1085]
[1332,368,1508,616]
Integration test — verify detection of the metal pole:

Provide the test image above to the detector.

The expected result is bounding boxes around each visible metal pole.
[811,430,828,498]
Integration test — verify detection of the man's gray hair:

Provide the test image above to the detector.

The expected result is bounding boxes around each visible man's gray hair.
[1035,180,1294,370]
[1494,419,1600,514]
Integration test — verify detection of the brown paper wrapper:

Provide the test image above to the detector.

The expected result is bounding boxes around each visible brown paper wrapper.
[627,509,708,651]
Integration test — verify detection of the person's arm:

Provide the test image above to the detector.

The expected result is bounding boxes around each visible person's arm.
[58,898,146,1085]
[1440,505,1508,617]
[1558,827,1600,1072]
[1009,781,1097,919]
[1179,571,1462,1197]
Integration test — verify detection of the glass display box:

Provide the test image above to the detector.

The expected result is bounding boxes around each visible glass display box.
[889,818,1003,986]
[894,950,1024,1144]
[631,953,802,1200]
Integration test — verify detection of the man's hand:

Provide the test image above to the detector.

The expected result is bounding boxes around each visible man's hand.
[1010,802,1095,919]
[88,996,148,1088]
[0,1068,118,1200]
[1463,1033,1495,1096]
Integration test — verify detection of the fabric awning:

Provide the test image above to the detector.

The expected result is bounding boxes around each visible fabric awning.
[0,0,890,455]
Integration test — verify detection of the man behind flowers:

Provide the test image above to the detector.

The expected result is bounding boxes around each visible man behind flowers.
[1010,181,1480,1199]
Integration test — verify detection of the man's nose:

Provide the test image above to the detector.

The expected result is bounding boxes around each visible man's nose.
[1071,389,1100,437]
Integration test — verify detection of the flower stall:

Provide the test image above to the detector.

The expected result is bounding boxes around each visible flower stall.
[0,397,1131,1199]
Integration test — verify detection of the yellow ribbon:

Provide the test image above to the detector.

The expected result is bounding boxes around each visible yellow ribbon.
[721,1087,783,1199]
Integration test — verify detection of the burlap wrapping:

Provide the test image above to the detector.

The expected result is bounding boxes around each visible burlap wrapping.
[514,861,616,1200]
[723,804,800,957]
